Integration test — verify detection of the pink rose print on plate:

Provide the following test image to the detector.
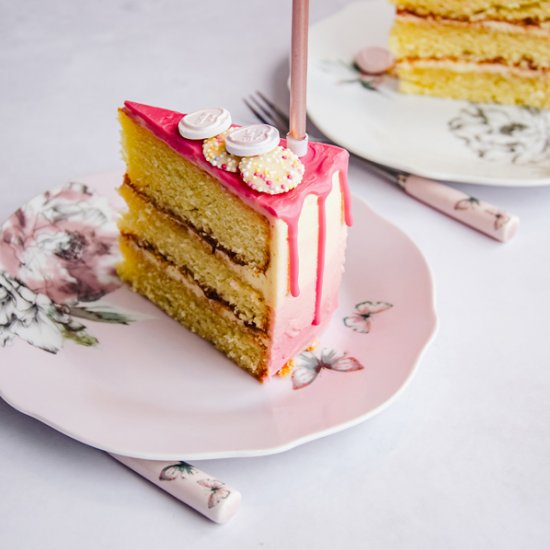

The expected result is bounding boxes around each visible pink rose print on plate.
[0,182,136,353]
[0,182,120,304]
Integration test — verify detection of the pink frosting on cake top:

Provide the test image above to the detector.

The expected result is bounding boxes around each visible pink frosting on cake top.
[123,101,350,224]
[122,101,352,327]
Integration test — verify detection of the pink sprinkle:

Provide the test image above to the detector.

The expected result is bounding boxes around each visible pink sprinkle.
[221,163,227,170]
[282,155,287,160]
[287,174,292,179]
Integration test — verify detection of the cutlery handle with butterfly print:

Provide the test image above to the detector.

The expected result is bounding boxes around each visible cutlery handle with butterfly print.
[111,454,241,524]
[399,175,520,242]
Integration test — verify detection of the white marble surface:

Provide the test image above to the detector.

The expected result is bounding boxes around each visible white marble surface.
[1,0,550,548]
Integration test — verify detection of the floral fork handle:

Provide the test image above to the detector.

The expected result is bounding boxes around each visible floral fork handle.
[111,454,241,524]
[399,174,519,242]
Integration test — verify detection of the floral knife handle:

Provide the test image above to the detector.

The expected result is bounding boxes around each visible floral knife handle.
[398,175,519,242]
[111,454,241,524]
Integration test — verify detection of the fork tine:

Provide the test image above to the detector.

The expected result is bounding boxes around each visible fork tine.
[255,91,290,127]
[248,95,288,134]
[247,95,279,128]
[243,97,271,126]
[251,93,289,133]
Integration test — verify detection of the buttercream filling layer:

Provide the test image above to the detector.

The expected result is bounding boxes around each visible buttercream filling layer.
[396,58,550,76]
[396,8,550,28]
[122,176,263,272]
[119,233,269,338]
[117,236,268,379]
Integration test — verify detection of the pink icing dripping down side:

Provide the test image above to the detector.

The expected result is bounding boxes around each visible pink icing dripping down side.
[313,195,327,326]
[339,170,353,227]
[287,223,300,297]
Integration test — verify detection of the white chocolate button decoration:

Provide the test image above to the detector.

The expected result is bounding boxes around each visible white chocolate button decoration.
[178,108,232,140]
[239,146,305,194]
[354,47,395,75]
[225,124,280,157]
[203,130,240,173]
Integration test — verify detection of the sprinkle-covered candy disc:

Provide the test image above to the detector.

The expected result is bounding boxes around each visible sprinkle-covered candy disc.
[239,146,305,194]
[203,130,240,172]
[225,124,280,157]
[178,107,232,140]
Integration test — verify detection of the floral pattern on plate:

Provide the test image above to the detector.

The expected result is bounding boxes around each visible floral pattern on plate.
[343,301,393,334]
[0,182,133,353]
[319,59,390,94]
[448,105,550,164]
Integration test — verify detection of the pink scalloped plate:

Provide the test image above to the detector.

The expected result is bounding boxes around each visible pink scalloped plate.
[0,171,436,460]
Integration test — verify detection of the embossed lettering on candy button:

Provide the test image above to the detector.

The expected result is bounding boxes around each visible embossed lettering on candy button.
[178,108,232,140]
[225,124,280,157]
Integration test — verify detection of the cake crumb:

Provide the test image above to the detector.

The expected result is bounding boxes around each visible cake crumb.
[277,359,295,378]
[305,340,318,352]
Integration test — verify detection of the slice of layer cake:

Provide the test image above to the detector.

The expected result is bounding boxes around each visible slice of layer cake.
[116,101,351,382]
[389,0,550,108]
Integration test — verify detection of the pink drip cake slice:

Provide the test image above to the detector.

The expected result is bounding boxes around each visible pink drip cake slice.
[116,101,351,381]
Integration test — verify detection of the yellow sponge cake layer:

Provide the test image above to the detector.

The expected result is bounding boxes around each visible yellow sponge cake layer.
[396,60,550,108]
[119,110,270,272]
[118,179,269,331]
[117,236,268,379]
[390,15,550,70]
[390,0,550,23]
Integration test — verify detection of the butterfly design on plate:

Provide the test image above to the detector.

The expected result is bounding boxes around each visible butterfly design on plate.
[291,348,364,390]
[454,196,480,211]
[343,301,393,334]
[197,478,231,509]
[159,461,198,481]
[485,209,511,230]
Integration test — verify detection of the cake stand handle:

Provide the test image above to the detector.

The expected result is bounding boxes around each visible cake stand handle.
[111,454,241,524]
[400,175,520,242]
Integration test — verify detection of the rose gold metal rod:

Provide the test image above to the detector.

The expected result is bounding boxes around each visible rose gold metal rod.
[288,0,310,156]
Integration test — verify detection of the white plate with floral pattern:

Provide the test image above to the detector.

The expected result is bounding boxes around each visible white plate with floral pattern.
[0,172,436,460]
[308,1,550,186]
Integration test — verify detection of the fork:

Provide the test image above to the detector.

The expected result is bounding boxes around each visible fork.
[244,92,519,243]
